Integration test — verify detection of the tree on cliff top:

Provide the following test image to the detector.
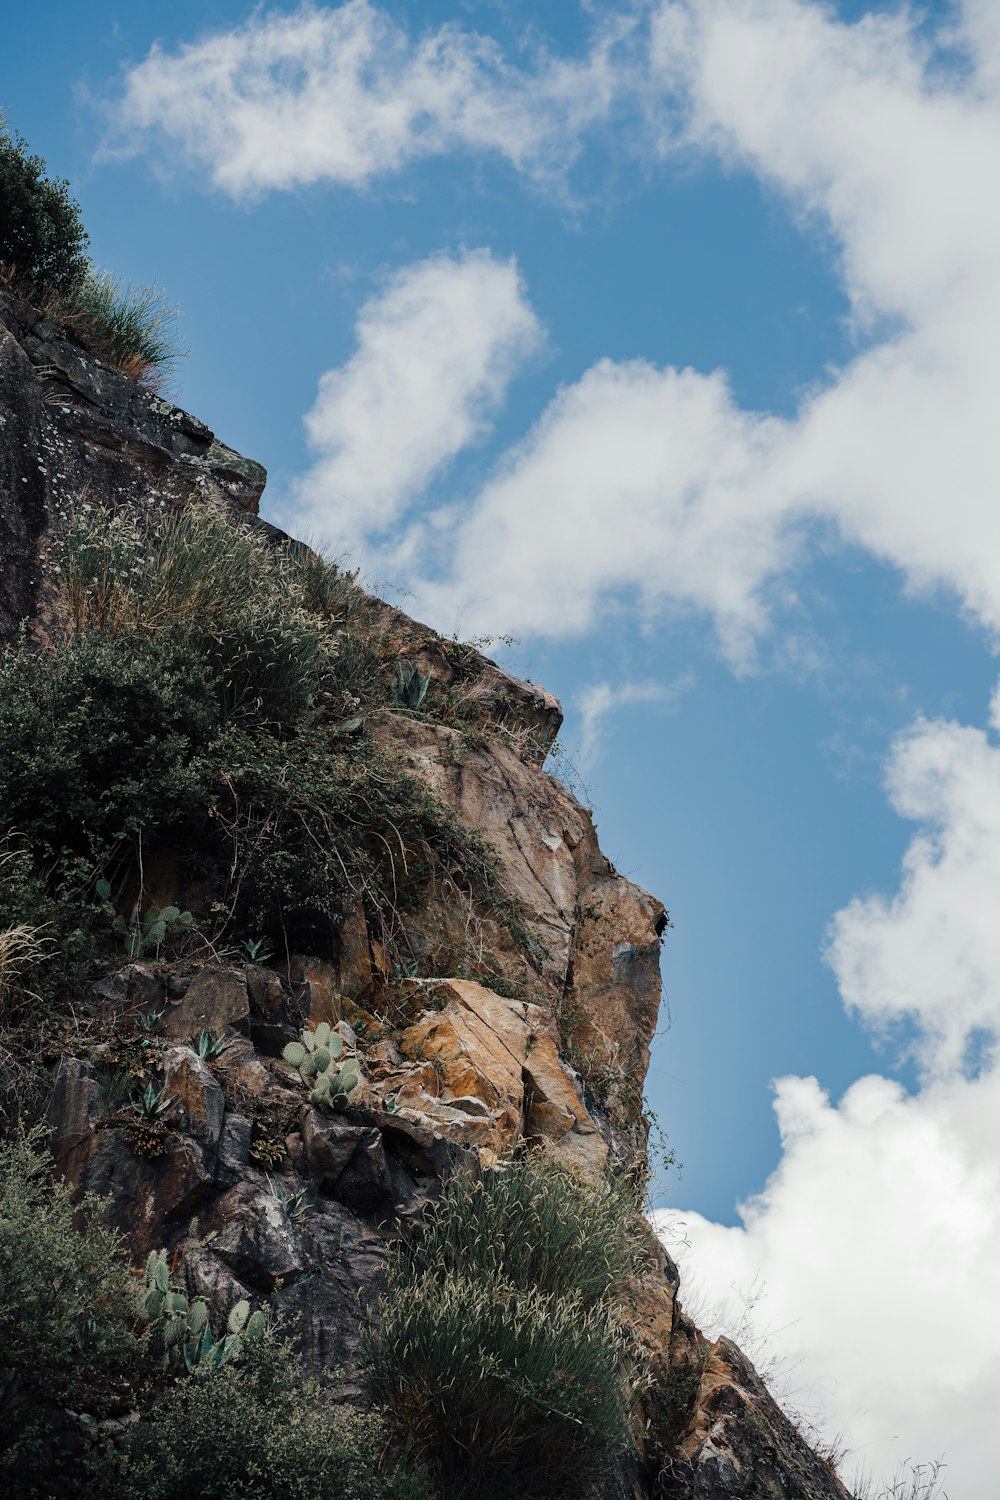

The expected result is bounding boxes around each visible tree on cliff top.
[0,116,90,296]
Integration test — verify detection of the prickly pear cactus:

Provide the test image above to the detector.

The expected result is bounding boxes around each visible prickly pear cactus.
[137,1249,266,1374]
[282,1022,360,1111]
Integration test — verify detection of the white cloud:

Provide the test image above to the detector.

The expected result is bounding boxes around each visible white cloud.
[283,249,540,552]
[106,0,634,197]
[657,686,1000,1495]
[828,710,1000,1077]
[576,675,694,767]
[395,0,1000,660]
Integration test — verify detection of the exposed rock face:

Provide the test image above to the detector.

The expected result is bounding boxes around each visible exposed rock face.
[0,286,266,643]
[3,297,849,1500]
[371,711,668,1121]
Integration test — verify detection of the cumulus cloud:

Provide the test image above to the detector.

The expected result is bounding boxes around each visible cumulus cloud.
[105,0,634,196]
[267,0,1000,670]
[657,687,1000,1495]
[400,0,1000,658]
[828,705,1000,1078]
[284,249,540,552]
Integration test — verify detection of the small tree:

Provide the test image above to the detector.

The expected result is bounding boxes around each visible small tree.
[0,117,89,295]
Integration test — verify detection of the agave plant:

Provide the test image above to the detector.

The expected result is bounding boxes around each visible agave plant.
[128,1080,174,1123]
[397,660,431,711]
[191,1029,229,1060]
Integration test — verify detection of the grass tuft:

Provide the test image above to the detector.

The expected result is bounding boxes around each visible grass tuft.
[46,270,186,389]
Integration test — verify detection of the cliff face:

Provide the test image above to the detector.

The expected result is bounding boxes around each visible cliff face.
[0,291,849,1500]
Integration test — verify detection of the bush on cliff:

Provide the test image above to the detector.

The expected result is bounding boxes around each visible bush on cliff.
[0,503,510,1018]
[0,118,182,386]
[0,118,89,295]
[0,1130,139,1484]
[364,1155,645,1500]
[84,1334,434,1500]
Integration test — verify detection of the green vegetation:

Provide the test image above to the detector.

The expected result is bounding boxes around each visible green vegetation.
[0,118,89,294]
[364,1154,646,1500]
[84,1335,434,1500]
[0,1134,431,1499]
[0,503,515,1065]
[0,1130,136,1465]
[136,1250,267,1375]
[0,118,182,387]
[52,270,185,386]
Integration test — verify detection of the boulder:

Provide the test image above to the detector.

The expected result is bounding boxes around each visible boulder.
[163,965,250,1039]
[162,1045,225,1161]
[200,1182,310,1293]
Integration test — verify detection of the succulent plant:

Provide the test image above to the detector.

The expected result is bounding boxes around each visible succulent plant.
[397,660,431,711]
[137,1250,267,1374]
[282,1022,360,1111]
[128,1080,174,1123]
[191,1028,229,1060]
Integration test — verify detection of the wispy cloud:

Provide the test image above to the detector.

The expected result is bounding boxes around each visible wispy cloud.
[103,0,639,198]
[576,675,694,768]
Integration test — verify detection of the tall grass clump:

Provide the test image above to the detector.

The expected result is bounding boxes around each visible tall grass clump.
[852,1462,949,1500]
[364,1155,646,1500]
[51,270,186,389]
[0,917,48,1007]
[400,1151,642,1305]
[58,501,345,723]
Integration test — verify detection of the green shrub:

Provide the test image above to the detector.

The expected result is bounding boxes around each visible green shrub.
[0,504,511,997]
[0,118,89,295]
[0,630,223,861]
[364,1156,644,1499]
[366,1271,635,1500]
[0,1130,137,1441]
[85,1333,433,1500]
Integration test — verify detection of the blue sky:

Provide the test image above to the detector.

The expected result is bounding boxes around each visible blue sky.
[6,2,1000,1489]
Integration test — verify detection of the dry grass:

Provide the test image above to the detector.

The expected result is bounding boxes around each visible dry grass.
[0,923,49,1005]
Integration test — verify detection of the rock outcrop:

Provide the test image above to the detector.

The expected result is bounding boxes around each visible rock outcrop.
[1,291,849,1500]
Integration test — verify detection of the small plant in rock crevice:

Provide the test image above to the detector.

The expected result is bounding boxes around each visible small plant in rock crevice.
[191,1029,229,1061]
[397,660,431,712]
[129,1081,174,1124]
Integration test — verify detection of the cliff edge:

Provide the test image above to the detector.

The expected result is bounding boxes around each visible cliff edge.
[0,288,850,1500]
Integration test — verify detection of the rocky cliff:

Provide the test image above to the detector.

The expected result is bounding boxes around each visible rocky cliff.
[0,286,850,1500]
